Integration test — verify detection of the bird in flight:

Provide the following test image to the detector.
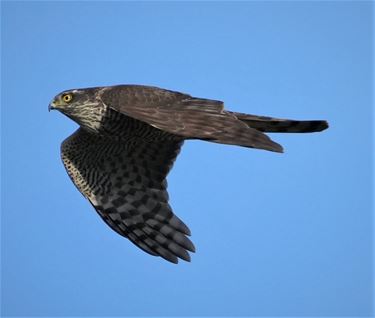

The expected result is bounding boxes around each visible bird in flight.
[49,84,328,263]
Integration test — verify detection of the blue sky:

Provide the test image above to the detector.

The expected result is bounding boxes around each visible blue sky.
[1,1,373,317]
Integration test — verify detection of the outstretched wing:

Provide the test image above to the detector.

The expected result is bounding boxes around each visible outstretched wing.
[61,128,194,263]
[100,85,283,152]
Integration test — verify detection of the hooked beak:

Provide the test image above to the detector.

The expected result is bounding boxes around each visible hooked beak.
[48,100,56,112]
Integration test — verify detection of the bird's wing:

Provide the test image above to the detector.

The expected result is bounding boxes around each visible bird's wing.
[61,128,194,263]
[100,85,283,152]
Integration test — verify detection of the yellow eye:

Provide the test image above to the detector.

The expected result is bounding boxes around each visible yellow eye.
[62,93,73,103]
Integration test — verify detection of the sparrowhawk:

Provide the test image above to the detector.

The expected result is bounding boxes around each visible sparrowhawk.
[49,84,328,263]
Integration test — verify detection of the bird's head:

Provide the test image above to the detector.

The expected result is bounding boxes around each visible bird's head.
[49,87,104,130]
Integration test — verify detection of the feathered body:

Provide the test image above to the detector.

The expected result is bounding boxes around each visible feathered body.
[50,84,328,263]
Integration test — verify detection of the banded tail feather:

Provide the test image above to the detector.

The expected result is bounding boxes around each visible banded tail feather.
[231,112,329,133]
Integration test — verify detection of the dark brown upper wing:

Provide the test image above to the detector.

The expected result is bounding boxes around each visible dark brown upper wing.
[100,85,283,152]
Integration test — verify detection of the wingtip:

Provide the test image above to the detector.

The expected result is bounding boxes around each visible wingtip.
[166,256,179,264]
[267,141,284,153]
[163,251,193,264]
[182,252,192,262]
[275,144,284,153]
[185,238,196,253]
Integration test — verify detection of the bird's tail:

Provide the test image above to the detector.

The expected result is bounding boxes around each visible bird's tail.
[230,112,329,133]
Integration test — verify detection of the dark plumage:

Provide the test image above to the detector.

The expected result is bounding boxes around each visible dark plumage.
[49,84,328,263]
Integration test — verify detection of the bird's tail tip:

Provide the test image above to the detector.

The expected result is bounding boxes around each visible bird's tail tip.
[232,112,329,134]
